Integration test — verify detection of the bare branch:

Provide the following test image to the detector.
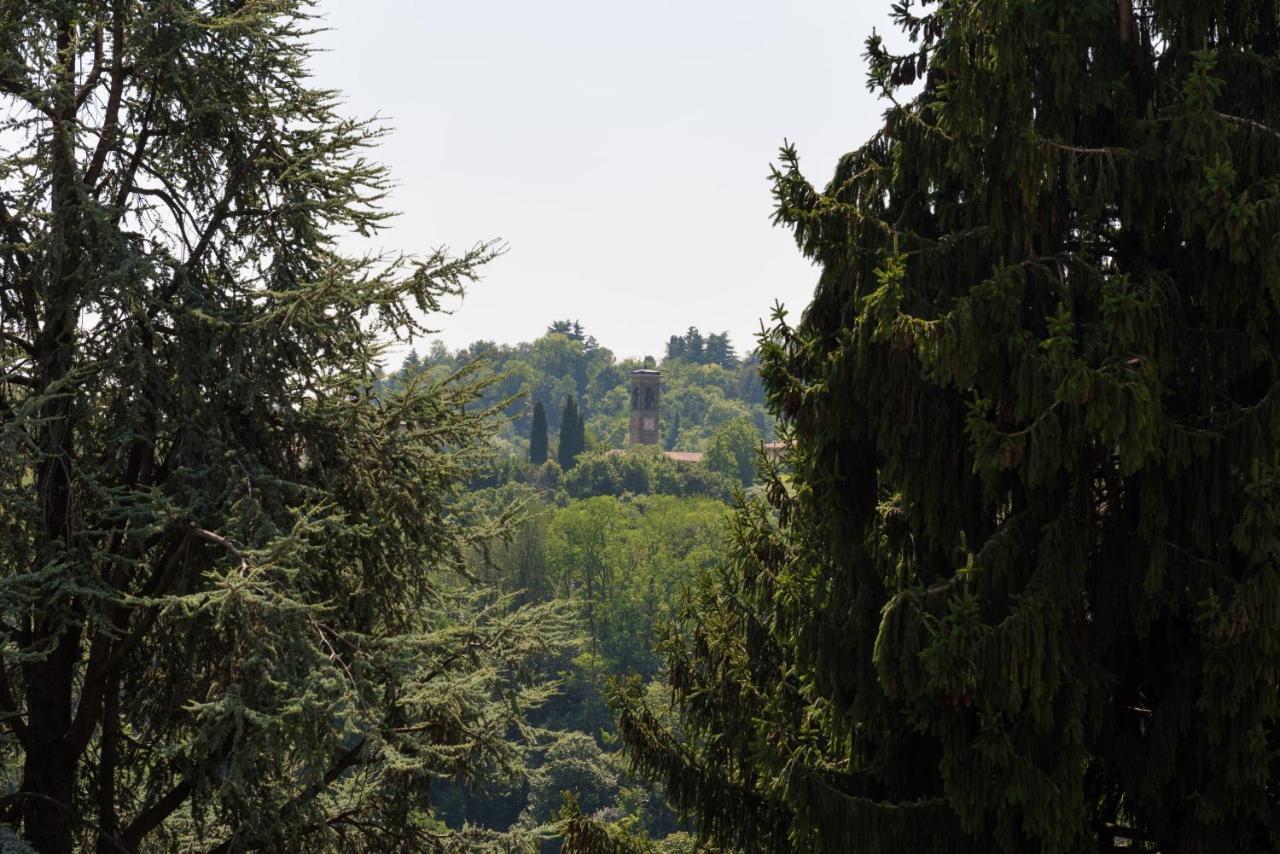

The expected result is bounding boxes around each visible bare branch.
[183,138,270,274]
[205,737,371,854]
[119,779,193,849]
[1217,111,1280,141]
[74,22,106,110]
[63,531,192,760]
[0,331,35,357]
[84,1,130,189]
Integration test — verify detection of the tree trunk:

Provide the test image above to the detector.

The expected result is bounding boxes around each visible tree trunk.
[22,638,77,853]
[22,12,86,852]
[1119,0,1134,45]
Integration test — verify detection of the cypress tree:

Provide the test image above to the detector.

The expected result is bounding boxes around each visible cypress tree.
[605,2,1280,853]
[559,396,582,470]
[530,400,550,464]
[665,410,681,451]
[0,4,571,850]
[576,408,588,456]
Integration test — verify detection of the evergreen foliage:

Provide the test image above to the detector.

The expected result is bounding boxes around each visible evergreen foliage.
[664,335,686,362]
[531,400,550,464]
[664,411,681,451]
[0,3,571,850]
[604,1,1280,852]
[559,396,584,470]
[664,327,738,368]
[704,332,737,369]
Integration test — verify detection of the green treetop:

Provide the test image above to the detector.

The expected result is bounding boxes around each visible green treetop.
[0,3,570,851]
[702,417,760,488]
[604,1,1280,852]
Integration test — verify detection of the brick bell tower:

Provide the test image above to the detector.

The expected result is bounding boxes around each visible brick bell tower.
[628,369,660,445]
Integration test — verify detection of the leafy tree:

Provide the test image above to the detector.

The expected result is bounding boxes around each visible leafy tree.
[561,449,736,503]
[549,496,623,681]
[607,2,1280,853]
[0,4,571,851]
[523,732,622,825]
[559,396,583,469]
[428,339,452,364]
[530,400,550,464]
[702,418,759,488]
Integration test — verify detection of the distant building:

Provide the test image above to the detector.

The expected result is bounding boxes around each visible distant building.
[763,441,787,461]
[628,369,661,446]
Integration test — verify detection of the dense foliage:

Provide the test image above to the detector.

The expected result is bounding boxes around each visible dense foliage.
[402,324,771,457]
[530,400,549,464]
[604,1,1280,852]
[0,3,572,850]
[562,448,740,503]
[439,486,731,848]
[702,418,762,488]
[558,396,587,470]
[664,327,737,368]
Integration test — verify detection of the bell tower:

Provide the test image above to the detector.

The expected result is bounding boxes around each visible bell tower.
[628,369,660,446]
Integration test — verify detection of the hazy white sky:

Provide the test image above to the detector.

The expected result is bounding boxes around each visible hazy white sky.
[309,1,898,361]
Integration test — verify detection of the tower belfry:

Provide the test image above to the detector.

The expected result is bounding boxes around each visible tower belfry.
[628,369,660,445]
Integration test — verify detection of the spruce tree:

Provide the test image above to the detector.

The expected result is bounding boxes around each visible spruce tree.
[559,396,582,470]
[604,2,1280,853]
[530,399,550,464]
[665,335,687,362]
[683,327,705,364]
[705,332,737,369]
[0,3,570,850]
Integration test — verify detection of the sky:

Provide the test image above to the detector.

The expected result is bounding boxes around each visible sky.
[308,1,900,362]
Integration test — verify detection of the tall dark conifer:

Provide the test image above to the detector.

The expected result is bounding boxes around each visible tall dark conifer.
[665,411,681,451]
[705,332,737,368]
[530,400,549,464]
[600,2,1280,853]
[684,327,705,364]
[558,396,581,470]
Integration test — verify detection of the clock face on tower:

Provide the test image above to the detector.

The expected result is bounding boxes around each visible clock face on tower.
[643,417,656,431]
